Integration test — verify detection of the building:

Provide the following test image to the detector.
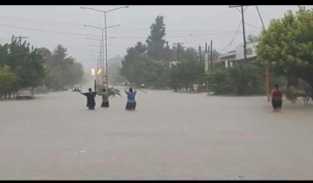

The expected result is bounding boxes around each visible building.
[219,42,257,68]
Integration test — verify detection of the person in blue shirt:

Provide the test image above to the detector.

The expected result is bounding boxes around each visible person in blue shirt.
[125,87,137,110]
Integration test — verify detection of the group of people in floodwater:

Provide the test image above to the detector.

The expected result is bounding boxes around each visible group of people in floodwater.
[79,87,137,111]
[77,83,283,112]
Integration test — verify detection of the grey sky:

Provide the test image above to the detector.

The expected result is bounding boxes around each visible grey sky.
[0,5,304,69]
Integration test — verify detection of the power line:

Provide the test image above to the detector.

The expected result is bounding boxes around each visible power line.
[0,14,255,35]
[0,23,98,39]
[0,15,84,28]
[220,20,242,52]
[245,22,262,30]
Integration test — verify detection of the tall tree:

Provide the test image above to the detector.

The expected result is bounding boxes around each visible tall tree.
[45,45,84,90]
[257,9,313,88]
[6,36,45,90]
[146,16,166,60]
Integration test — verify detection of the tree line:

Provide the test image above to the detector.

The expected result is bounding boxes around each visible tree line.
[120,16,219,91]
[0,36,84,99]
[120,16,261,95]
[121,9,313,96]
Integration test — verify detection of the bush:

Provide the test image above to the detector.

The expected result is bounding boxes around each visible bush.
[207,63,265,95]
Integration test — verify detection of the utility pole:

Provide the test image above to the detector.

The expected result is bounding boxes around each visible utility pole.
[198,45,202,63]
[229,5,247,62]
[241,6,247,62]
[229,5,247,94]
[177,43,179,61]
[210,40,213,72]
[256,6,272,102]
[204,42,208,73]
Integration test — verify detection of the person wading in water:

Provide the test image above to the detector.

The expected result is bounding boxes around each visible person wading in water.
[125,87,137,111]
[80,88,97,110]
[271,84,283,112]
[99,88,109,108]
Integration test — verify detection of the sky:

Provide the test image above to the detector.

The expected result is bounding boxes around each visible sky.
[0,5,305,69]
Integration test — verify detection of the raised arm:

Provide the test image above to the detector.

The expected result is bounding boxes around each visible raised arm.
[79,91,87,96]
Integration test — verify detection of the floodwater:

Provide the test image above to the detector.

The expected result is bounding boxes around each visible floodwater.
[0,88,313,180]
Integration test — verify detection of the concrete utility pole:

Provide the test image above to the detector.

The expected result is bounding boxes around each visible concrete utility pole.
[177,44,179,61]
[210,40,213,72]
[229,5,248,94]
[256,6,272,102]
[204,42,208,73]
[198,45,202,62]
[240,6,248,62]
[81,6,128,88]
[229,5,247,62]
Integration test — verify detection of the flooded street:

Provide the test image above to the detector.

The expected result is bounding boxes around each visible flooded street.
[0,89,313,179]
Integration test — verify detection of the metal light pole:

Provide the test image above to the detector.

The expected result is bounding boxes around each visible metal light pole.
[83,24,120,88]
[81,6,128,88]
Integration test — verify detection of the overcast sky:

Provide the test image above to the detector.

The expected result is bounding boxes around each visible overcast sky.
[0,5,305,69]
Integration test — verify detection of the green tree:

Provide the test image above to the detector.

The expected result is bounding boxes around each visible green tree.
[6,36,45,90]
[45,45,84,90]
[257,8,313,88]
[169,58,202,91]
[0,65,17,99]
[146,16,167,60]
[207,63,265,95]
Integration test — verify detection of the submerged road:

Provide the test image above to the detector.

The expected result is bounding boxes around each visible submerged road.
[0,89,312,179]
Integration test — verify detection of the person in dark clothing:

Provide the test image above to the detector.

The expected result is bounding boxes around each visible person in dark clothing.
[125,87,137,111]
[271,84,282,112]
[80,88,97,110]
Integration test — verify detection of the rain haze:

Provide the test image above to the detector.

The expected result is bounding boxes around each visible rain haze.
[1,5,313,180]
[0,5,301,69]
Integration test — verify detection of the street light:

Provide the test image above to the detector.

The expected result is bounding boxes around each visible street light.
[80,6,129,14]
[81,6,128,88]
[83,23,120,85]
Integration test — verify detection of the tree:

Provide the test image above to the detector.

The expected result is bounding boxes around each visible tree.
[257,9,313,88]
[146,16,167,60]
[169,59,202,91]
[44,45,84,90]
[207,63,265,95]
[121,16,217,90]
[38,47,52,62]
[6,36,45,90]
[0,65,17,99]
